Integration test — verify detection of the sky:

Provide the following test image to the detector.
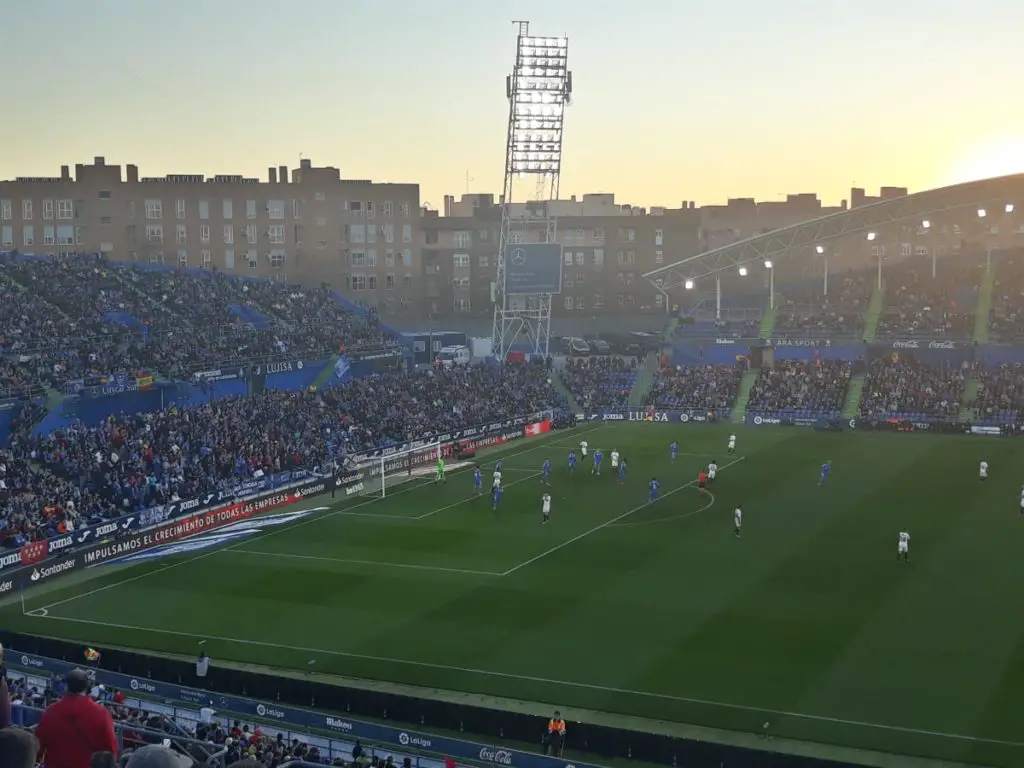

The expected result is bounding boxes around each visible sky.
[3,0,1024,211]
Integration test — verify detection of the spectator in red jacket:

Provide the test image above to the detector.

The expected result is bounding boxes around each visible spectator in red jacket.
[35,668,118,768]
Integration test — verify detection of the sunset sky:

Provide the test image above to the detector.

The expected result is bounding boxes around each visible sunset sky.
[4,0,1023,210]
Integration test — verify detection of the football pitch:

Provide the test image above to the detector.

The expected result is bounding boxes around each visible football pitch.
[6,423,1024,766]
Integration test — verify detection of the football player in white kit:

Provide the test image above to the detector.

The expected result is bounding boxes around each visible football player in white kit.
[492,468,502,490]
[541,492,552,524]
[707,460,718,485]
[979,459,989,481]
[734,505,742,538]
[610,449,620,471]
[579,440,589,459]
[1019,485,1024,515]
[727,434,737,455]
[897,531,910,562]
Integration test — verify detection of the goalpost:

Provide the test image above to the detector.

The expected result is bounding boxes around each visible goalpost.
[346,440,443,499]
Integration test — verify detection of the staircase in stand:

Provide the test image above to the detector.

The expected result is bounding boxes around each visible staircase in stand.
[550,368,583,414]
[627,352,661,406]
[958,376,982,421]
[759,295,782,338]
[731,369,761,423]
[973,266,995,344]
[843,374,865,419]
[862,281,886,342]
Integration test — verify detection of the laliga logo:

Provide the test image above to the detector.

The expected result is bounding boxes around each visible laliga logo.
[680,414,690,423]
[753,416,763,425]
[399,733,410,746]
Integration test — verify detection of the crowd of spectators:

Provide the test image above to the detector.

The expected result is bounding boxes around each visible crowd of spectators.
[774,275,871,338]
[0,255,396,395]
[876,257,980,339]
[746,359,852,416]
[858,358,966,418]
[988,252,1024,342]
[0,362,561,546]
[560,357,637,408]
[972,363,1024,421]
[644,363,744,412]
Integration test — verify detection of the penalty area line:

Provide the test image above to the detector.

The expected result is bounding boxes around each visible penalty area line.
[21,610,1024,750]
[609,490,716,528]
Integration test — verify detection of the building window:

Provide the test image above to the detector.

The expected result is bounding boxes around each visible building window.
[150,251,164,265]
[0,200,11,220]
[348,224,366,244]
[564,296,573,310]
[383,224,394,243]
[75,226,83,245]
[176,225,187,244]
[126,201,136,219]
[455,298,471,312]
[576,296,585,311]
[655,250,664,265]
[593,293,604,309]
[246,250,258,269]
[366,224,377,244]
[246,200,257,219]
[267,200,285,219]
[315,216,327,227]
[453,276,470,288]
[574,251,583,265]
[43,226,55,245]
[198,200,209,220]
[900,242,912,257]
[146,225,163,243]
[269,251,285,269]
[268,225,285,244]
[454,253,470,268]
[56,200,73,220]
[563,250,572,265]
[200,225,210,243]
[222,199,233,219]
[43,200,54,220]
[100,215,112,226]
[403,274,414,290]
[178,250,188,267]
[510,231,522,244]
[317,240,328,249]
[224,249,235,269]
[368,275,378,290]
[100,241,113,253]
[98,190,112,200]
[315,191,326,202]
[201,250,211,268]
[385,274,395,289]
[593,249,604,269]
[400,201,410,217]
[402,224,412,243]
[57,225,74,246]
[402,249,412,267]
[655,229,664,246]
[385,250,395,267]
[478,255,489,268]
[223,225,234,244]
[576,270,585,285]
[366,201,375,219]
[382,201,394,217]
[627,229,636,241]
[22,226,33,246]
[655,293,664,307]
[454,231,471,248]
[176,199,186,219]
[1,227,12,247]
[593,228,604,242]
[145,199,162,219]
[244,224,257,242]
[292,200,302,219]
[22,200,32,220]
[350,251,366,267]
[350,274,367,291]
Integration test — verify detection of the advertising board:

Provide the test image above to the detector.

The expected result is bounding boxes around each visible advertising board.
[504,244,563,295]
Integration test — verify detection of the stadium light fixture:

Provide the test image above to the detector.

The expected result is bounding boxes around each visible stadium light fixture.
[978,208,987,218]
[867,232,877,241]
[764,260,773,269]
[922,220,931,229]
[814,245,824,254]
[1007,204,1015,214]
[738,267,748,277]
[684,279,695,290]
[509,35,571,175]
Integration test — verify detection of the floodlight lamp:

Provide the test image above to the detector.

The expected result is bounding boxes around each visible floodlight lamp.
[764,260,773,269]
[977,208,987,218]
[815,245,824,254]
[738,267,748,276]
[922,220,930,229]
[1007,204,1015,214]
[867,232,876,241]
[684,279,695,290]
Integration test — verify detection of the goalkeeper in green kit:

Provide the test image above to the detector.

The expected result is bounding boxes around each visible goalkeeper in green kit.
[435,456,446,483]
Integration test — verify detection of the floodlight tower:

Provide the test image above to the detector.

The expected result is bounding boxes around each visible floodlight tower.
[491,21,572,361]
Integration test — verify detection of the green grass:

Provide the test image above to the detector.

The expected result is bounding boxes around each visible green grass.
[6,425,1024,766]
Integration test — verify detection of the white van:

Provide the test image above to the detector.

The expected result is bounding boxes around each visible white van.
[435,345,471,368]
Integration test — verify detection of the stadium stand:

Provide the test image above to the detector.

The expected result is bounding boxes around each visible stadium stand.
[560,357,637,408]
[643,364,744,412]
[988,253,1024,342]
[875,255,981,339]
[746,359,852,419]
[858,358,966,419]
[972,363,1024,421]
[773,274,871,338]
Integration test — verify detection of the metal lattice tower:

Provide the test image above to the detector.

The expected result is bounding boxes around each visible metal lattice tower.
[491,21,572,360]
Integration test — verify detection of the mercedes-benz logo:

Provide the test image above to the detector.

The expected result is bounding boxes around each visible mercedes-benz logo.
[510,248,527,266]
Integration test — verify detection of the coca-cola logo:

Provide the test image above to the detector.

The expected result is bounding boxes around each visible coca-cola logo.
[928,340,956,349]
[479,748,514,765]
[892,340,920,349]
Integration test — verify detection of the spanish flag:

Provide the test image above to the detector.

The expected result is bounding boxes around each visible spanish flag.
[84,647,101,663]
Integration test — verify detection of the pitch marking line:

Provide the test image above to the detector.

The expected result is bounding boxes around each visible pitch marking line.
[500,456,746,577]
[609,490,716,528]
[227,550,502,577]
[23,611,1024,750]
[25,425,606,616]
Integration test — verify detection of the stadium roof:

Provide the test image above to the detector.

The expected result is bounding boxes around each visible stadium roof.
[644,173,1024,290]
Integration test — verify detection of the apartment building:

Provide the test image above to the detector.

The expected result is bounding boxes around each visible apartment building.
[422,193,702,321]
[0,157,422,315]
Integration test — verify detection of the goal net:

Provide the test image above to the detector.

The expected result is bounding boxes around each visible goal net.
[338,440,442,499]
